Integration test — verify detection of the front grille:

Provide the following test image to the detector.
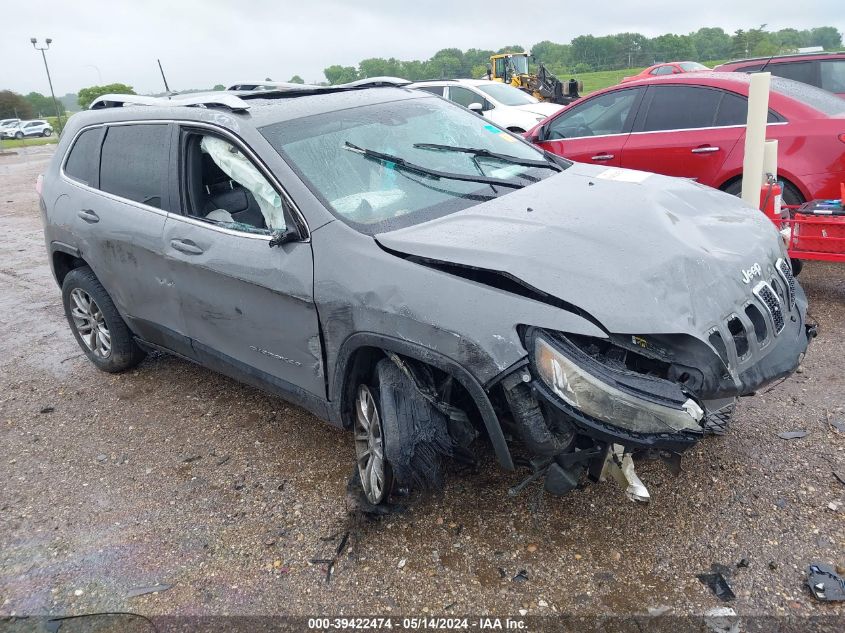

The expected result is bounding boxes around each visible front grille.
[753,281,785,335]
[775,258,796,311]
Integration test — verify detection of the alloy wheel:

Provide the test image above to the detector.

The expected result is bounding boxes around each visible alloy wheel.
[354,384,388,504]
[69,288,111,358]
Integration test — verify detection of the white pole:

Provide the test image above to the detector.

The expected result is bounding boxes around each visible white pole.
[762,139,778,178]
[741,72,771,206]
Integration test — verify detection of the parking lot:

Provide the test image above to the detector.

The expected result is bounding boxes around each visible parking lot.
[1,146,843,626]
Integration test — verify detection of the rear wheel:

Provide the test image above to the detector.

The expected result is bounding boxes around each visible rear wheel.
[42,129,52,137]
[722,178,804,207]
[61,266,146,373]
[14,131,23,139]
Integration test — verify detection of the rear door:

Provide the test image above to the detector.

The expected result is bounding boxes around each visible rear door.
[62,122,185,351]
[534,87,644,167]
[163,125,324,398]
[620,85,745,186]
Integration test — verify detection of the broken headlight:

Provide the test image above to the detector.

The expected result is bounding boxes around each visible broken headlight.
[533,333,704,434]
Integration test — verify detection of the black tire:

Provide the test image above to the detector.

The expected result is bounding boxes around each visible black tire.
[351,358,451,505]
[42,129,52,137]
[61,266,145,373]
[14,131,23,140]
[376,358,451,493]
[723,178,804,207]
[790,258,803,277]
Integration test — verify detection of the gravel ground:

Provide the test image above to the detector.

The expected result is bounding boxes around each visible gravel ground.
[1,147,843,630]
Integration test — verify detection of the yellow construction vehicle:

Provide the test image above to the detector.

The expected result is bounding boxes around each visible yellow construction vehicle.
[487,52,582,105]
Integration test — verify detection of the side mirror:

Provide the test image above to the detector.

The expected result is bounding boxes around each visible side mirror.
[268,225,299,248]
[530,123,548,143]
[468,102,484,114]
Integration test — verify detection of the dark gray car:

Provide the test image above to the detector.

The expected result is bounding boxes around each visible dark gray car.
[39,83,814,506]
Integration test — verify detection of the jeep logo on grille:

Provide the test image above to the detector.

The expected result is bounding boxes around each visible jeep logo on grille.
[741,263,762,284]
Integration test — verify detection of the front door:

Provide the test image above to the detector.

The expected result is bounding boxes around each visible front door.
[535,87,644,167]
[163,126,324,398]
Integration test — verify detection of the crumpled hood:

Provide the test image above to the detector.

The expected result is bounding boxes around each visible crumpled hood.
[375,162,787,338]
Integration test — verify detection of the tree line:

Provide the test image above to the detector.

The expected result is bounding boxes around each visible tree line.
[1,23,840,119]
[322,25,842,84]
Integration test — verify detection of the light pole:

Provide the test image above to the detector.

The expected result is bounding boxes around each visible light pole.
[30,37,64,133]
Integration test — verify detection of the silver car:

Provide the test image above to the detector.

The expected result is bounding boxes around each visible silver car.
[39,83,813,506]
[3,119,53,139]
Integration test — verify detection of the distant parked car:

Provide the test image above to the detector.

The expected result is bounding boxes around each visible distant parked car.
[409,79,563,133]
[0,118,21,130]
[1,120,53,139]
[621,61,709,83]
[714,52,845,98]
[525,72,845,205]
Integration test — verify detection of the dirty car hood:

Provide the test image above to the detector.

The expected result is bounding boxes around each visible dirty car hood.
[375,162,787,337]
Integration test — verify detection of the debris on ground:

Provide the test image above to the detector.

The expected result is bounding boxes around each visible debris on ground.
[513,569,529,582]
[828,501,842,512]
[777,430,808,440]
[647,605,671,616]
[310,531,352,584]
[807,563,845,601]
[736,558,749,568]
[126,583,173,598]
[697,564,736,601]
[829,418,845,433]
[834,470,845,486]
[39,406,54,414]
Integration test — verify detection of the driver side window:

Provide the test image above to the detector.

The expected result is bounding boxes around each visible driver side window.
[547,89,640,140]
[181,131,287,234]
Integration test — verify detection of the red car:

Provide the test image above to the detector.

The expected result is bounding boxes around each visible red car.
[714,52,845,98]
[621,61,709,82]
[526,72,845,205]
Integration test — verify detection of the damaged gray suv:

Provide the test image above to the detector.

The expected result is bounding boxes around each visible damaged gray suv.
[40,81,814,506]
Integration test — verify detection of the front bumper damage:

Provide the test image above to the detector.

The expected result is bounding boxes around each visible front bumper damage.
[500,285,815,501]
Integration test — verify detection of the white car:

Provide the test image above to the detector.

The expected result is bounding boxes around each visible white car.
[409,79,564,133]
[0,118,21,131]
[1,119,53,139]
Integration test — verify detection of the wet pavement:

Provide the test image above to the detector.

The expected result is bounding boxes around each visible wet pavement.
[1,147,843,628]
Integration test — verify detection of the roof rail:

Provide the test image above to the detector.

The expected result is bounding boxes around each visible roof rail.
[89,93,250,112]
[233,76,412,101]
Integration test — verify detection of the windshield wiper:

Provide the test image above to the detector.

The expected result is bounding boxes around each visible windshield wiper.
[343,142,525,189]
[413,143,562,172]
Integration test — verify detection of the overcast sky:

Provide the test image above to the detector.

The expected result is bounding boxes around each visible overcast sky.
[2,0,842,96]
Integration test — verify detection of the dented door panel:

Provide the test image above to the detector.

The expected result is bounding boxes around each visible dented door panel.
[162,215,324,398]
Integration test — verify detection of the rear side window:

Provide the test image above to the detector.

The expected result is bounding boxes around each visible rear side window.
[641,86,722,131]
[768,61,817,87]
[820,60,845,93]
[714,91,782,126]
[64,128,102,186]
[99,124,169,208]
[417,86,444,96]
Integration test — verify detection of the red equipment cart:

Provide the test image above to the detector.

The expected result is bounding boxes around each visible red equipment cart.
[762,182,845,266]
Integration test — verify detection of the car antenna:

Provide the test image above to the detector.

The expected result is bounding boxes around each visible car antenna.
[157,58,172,94]
[758,54,776,73]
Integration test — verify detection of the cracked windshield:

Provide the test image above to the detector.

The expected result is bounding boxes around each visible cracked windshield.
[261,97,564,231]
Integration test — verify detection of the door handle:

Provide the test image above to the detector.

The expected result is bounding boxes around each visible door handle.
[77,209,99,223]
[591,154,615,161]
[691,146,720,154]
[170,239,204,255]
